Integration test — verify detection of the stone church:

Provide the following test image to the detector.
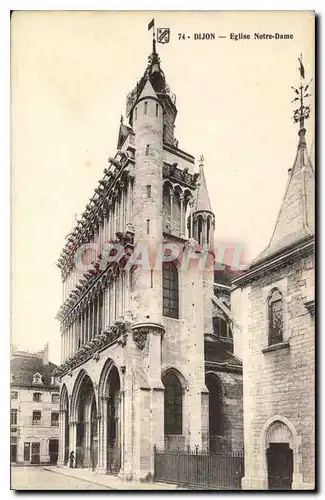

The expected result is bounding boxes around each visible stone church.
[54,40,243,481]
[231,97,315,489]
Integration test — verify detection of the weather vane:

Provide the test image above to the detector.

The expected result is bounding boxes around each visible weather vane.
[291,54,312,132]
[199,154,205,166]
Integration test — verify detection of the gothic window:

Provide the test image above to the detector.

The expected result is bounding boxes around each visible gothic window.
[207,216,211,244]
[173,190,181,235]
[163,371,183,435]
[268,288,284,346]
[163,261,179,319]
[213,316,233,340]
[198,215,203,246]
[206,374,223,448]
[163,184,171,227]
[144,101,148,115]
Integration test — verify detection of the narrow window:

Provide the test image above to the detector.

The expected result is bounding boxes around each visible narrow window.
[146,145,150,156]
[147,219,150,234]
[24,442,30,461]
[147,185,151,198]
[144,101,148,115]
[51,412,59,426]
[163,372,183,435]
[134,107,137,121]
[150,269,154,288]
[11,409,18,425]
[163,261,179,319]
[156,103,159,117]
[268,288,284,346]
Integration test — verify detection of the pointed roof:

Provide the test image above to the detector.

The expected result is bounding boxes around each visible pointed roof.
[252,132,314,265]
[138,78,157,100]
[117,117,133,149]
[194,162,213,213]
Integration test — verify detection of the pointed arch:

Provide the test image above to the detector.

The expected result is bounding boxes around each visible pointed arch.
[162,368,186,436]
[70,369,94,421]
[267,287,284,345]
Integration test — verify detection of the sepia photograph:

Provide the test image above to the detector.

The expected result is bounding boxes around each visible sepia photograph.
[10,9,315,491]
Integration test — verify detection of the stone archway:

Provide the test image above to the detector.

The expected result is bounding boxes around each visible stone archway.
[58,384,69,465]
[205,373,225,452]
[98,360,122,474]
[71,371,98,470]
[259,415,302,489]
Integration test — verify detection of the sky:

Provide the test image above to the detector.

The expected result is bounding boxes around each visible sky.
[11,11,314,364]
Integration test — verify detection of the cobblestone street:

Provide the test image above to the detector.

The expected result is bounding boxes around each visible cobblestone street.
[11,466,111,490]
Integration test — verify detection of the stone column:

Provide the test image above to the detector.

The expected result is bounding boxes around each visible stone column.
[87,300,92,341]
[170,190,174,230]
[84,421,92,468]
[180,194,184,237]
[190,203,194,239]
[112,278,116,322]
[69,421,77,460]
[124,270,132,322]
[58,410,66,465]
[97,397,108,474]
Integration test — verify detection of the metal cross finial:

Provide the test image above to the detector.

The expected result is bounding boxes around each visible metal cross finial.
[199,154,205,166]
[291,54,312,132]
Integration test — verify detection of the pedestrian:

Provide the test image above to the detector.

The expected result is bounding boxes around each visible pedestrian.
[69,450,75,468]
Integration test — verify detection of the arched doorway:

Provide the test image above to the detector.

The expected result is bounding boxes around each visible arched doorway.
[205,373,224,452]
[74,373,98,470]
[60,384,69,465]
[106,366,120,473]
[99,362,121,474]
[265,420,293,490]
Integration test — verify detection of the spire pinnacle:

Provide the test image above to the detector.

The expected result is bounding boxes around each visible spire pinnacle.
[291,54,312,149]
[194,154,213,213]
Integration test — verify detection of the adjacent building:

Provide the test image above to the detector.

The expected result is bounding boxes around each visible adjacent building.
[10,344,60,464]
[54,40,243,481]
[231,91,315,489]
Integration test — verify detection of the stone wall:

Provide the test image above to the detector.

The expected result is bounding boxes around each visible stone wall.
[232,250,315,489]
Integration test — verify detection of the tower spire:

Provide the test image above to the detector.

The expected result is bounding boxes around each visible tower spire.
[291,53,312,149]
[148,18,156,54]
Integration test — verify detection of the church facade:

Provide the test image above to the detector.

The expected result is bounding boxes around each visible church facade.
[54,41,243,481]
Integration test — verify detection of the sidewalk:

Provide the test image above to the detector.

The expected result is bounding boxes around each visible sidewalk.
[43,465,184,490]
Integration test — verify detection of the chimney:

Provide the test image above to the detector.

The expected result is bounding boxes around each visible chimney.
[43,343,49,366]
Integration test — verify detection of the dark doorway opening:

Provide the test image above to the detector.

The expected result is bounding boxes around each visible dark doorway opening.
[106,366,121,474]
[10,444,17,463]
[267,442,293,490]
[49,439,59,464]
[31,442,40,464]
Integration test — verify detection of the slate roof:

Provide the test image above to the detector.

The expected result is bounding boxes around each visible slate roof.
[11,355,59,389]
[252,135,314,265]
[194,163,213,213]
[204,339,242,370]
